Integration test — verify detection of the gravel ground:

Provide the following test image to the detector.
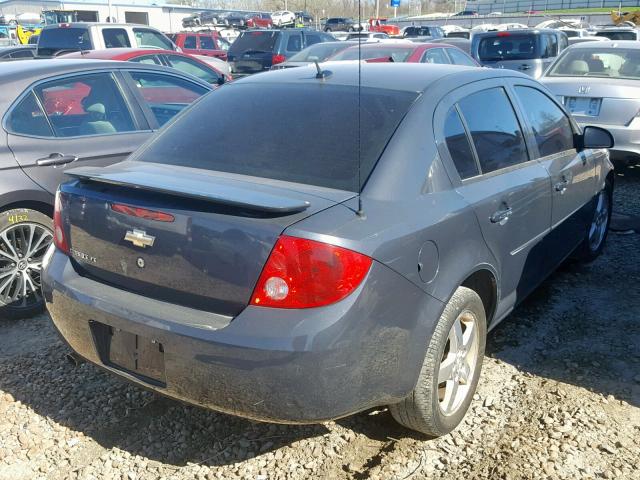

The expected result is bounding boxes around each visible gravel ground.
[1,166,639,480]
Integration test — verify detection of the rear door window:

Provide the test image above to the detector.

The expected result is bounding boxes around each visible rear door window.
[183,35,197,49]
[10,49,34,59]
[446,48,476,66]
[457,87,528,173]
[102,28,131,48]
[305,34,322,46]
[129,54,161,65]
[200,36,215,50]
[444,107,479,179]
[164,54,222,84]
[6,91,54,137]
[540,34,558,58]
[32,73,136,137]
[133,28,174,50]
[422,48,450,64]
[128,71,209,127]
[286,33,302,52]
[514,86,574,157]
[478,34,539,61]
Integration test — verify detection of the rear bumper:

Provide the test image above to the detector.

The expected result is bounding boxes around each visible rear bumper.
[43,248,443,423]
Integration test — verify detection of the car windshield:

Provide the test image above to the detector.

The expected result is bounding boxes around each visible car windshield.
[331,46,414,62]
[135,83,418,192]
[478,34,539,61]
[288,43,351,62]
[595,31,637,40]
[548,48,640,79]
[229,31,278,54]
[37,27,92,56]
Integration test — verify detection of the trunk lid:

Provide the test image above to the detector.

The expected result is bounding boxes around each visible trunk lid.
[60,161,354,316]
[542,77,640,126]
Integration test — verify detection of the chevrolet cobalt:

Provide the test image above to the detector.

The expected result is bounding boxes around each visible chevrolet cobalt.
[43,63,614,436]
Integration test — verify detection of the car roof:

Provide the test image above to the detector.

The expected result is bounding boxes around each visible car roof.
[236,62,528,93]
[567,39,640,49]
[62,48,176,60]
[341,42,419,51]
[472,28,562,37]
[41,22,155,30]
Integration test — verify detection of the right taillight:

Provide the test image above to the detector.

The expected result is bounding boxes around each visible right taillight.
[53,189,69,254]
[250,235,372,309]
[272,53,286,65]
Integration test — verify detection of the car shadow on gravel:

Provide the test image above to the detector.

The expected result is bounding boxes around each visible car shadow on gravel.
[485,231,640,409]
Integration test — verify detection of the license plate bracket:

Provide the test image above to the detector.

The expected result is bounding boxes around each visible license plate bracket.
[90,321,166,386]
[564,96,602,117]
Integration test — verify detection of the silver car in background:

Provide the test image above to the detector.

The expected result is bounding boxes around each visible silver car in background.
[541,41,640,167]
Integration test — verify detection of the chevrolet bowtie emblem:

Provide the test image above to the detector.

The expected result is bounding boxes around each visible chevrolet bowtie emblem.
[124,229,155,248]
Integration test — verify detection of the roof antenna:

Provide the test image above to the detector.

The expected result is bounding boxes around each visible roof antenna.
[356,0,365,218]
[314,60,331,79]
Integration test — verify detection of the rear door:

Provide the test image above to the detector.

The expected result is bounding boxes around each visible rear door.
[511,82,596,259]
[435,80,552,310]
[476,33,541,76]
[5,70,151,195]
[228,30,279,74]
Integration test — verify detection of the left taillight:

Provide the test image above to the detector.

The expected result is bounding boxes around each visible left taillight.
[272,53,286,65]
[53,190,69,254]
[250,235,372,309]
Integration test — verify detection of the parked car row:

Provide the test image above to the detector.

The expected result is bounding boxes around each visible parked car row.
[0,17,628,443]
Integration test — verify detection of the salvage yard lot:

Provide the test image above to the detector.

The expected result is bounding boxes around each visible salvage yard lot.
[1,168,639,480]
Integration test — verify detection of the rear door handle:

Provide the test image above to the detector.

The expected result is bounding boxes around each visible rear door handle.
[490,207,513,225]
[36,153,78,167]
[518,64,531,70]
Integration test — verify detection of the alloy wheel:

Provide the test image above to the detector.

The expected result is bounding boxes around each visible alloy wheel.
[438,310,480,416]
[0,223,53,309]
[588,191,609,252]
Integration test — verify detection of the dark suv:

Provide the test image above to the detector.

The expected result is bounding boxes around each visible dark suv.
[324,17,358,32]
[228,28,334,74]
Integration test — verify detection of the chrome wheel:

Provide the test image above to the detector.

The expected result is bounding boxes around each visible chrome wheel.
[0,223,53,308]
[588,191,609,252]
[438,310,480,416]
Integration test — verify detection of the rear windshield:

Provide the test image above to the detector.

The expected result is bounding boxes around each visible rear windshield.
[37,28,92,56]
[288,42,350,62]
[548,47,640,79]
[595,31,637,40]
[229,31,278,54]
[332,46,414,62]
[135,83,418,192]
[478,34,539,61]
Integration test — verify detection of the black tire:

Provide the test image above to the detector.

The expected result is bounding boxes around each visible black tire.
[389,286,486,437]
[0,208,53,320]
[574,181,613,263]
[324,27,332,32]
[348,27,355,32]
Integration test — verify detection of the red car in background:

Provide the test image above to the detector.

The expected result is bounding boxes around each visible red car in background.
[329,42,480,66]
[246,13,273,28]
[167,32,230,60]
[62,48,231,85]
[368,18,400,36]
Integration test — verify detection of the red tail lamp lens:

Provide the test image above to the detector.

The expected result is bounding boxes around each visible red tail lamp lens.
[251,235,372,309]
[53,190,69,254]
[272,54,286,65]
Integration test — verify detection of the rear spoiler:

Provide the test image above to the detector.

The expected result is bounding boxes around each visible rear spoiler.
[66,166,311,215]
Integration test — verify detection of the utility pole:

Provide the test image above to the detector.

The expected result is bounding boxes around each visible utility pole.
[376,0,380,19]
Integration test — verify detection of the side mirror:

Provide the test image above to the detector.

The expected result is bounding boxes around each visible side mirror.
[217,76,226,86]
[578,125,614,150]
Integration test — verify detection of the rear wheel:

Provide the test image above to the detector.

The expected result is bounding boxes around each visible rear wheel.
[389,286,486,436]
[574,183,612,262]
[0,208,53,319]
[324,27,332,32]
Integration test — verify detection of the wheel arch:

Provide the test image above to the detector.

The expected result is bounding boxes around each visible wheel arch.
[459,267,498,325]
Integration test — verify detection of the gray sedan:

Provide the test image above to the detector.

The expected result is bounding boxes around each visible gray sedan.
[44,63,614,436]
[541,40,640,166]
[0,59,212,319]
